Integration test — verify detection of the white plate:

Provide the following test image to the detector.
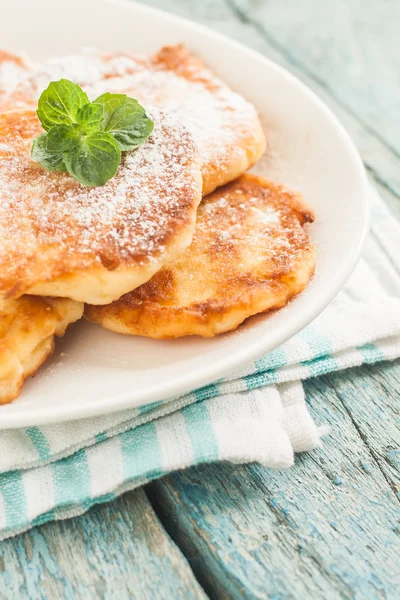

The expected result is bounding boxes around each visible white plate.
[0,0,369,428]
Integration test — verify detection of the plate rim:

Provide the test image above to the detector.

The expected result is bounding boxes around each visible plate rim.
[0,0,370,428]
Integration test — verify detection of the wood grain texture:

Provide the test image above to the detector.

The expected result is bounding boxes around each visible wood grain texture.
[148,361,400,600]
[232,0,400,155]
[227,0,400,209]
[0,489,207,600]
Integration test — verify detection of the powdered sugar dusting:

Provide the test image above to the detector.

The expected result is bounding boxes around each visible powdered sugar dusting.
[200,185,281,243]
[0,108,200,291]
[0,51,35,95]
[194,176,312,271]
[85,64,260,174]
[5,47,262,176]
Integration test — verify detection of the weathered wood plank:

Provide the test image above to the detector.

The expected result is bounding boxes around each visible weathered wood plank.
[0,489,207,600]
[310,362,400,499]
[147,360,400,600]
[137,0,400,216]
[230,0,400,157]
[226,0,400,208]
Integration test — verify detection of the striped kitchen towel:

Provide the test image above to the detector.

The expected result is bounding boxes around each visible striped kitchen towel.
[0,186,399,540]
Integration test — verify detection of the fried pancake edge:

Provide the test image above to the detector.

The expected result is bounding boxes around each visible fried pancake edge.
[85,174,316,337]
[24,219,201,305]
[0,109,203,305]
[0,297,83,404]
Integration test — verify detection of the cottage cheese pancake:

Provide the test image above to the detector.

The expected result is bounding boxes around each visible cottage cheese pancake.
[0,109,202,304]
[0,296,83,404]
[86,174,316,338]
[4,45,265,196]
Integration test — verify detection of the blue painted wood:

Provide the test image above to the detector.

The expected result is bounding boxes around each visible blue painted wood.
[0,489,207,599]
[149,361,400,600]
[233,0,400,158]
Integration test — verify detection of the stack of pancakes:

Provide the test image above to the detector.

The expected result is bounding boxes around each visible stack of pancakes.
[0,45,316,404]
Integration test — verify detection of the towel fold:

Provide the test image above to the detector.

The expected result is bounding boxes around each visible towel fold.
[0,186,398,541]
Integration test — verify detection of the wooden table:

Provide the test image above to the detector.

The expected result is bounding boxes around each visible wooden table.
[1,1,399,598]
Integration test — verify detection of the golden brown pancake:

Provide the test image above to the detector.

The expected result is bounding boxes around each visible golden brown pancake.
[0,108,202,305]
[85,174,316,338]
[3,45,266,196]
[0,296,83,404]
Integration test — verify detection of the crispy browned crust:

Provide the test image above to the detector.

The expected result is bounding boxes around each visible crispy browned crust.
[1,44,265,196]
[0,109,202,304]
[0,296,83,404]
[85,174,316,338]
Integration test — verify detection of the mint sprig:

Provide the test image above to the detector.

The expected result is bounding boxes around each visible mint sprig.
[95,93,154,151]
[31,79,154,187]
[37,80,89,131]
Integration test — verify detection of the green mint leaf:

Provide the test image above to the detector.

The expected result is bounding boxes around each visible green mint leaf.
[32,81,154,187]
[45,124,81,153]
[31,133,68,172]
[76,103,103,132]
[94,92,127,117]
[31,125,80,173]
[37,79,89,131]
[63,132,121,187]
[94,93,154,151]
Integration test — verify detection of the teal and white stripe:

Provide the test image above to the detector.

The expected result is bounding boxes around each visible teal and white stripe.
[0,187,399,540]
